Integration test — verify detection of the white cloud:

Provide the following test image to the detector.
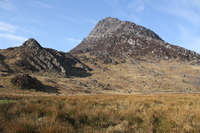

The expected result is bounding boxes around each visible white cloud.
[59,15,80,23]
[0,0,16,11]
[0,33,27,42]
[0,21,17,32]
[32,1,52,9]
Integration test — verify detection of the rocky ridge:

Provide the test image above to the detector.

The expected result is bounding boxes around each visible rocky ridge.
[0,38,91,77]
[70,17,200,63]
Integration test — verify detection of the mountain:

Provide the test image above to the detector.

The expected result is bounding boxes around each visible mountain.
[70,17,200,63]
[0,38,91,77]
[66,17,200,94]
[0,17,200,95]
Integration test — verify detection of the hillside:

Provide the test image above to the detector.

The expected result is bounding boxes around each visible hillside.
[0,38,91,78]
[69,17,200,94]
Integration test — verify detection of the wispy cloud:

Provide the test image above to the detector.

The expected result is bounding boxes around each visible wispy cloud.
[0,21,17,32]
[59,15,80,23]
[104,0,200,53]
[117,10,140,23]
[86,19,98,25]
[151,0,200,53]
[0,21,31,34]
[0,0,16,11]
[32,1,52,9]
[104,0,149,23]
[104,0,121,7]
[66,38,81,43]
[66,38,81,47]
[128,0,150,12]
[0,33,27,42]
[0,21,28,46]
[157,0,200,27]
[178,24,200,53]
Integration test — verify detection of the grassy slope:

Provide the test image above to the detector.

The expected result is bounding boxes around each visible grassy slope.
[0,59,200,96]
[0,94,200,132]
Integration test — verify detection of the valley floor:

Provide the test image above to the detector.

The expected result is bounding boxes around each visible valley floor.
[0,59,200,132]
[1,94,200,133]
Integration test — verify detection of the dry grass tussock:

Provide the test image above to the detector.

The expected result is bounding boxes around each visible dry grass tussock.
[1,94,200,132]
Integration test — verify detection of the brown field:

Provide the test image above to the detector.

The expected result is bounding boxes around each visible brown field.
[1,94,200,133]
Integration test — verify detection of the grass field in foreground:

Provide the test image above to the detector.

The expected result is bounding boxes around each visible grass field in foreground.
[0,94,200,133]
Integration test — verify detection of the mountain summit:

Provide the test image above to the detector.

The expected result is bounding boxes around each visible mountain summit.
[88,17,163,41]
[70,17,200,62]
[22,38,42,49]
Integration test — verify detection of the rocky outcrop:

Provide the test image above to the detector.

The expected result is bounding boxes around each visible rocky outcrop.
[0,38,92,77]
[88,17,163,41]
[10,74,44,90]
[22,38,42,50]
[70,17,200,63]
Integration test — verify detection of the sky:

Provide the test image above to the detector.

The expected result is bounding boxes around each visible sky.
[0,0,200,53]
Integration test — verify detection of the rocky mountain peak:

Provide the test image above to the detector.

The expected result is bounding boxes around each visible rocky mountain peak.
[22,38,42,49]
[70,17,200,63]
[70,17,165,55]
[88,17,163,41]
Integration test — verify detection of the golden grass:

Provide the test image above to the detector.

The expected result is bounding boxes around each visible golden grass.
[1,94,200,132]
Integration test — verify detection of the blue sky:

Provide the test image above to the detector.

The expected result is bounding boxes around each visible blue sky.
[0,0,200,53]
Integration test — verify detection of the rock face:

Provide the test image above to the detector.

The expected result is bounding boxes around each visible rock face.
[0,38,91,77]
[70,17,200,62]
